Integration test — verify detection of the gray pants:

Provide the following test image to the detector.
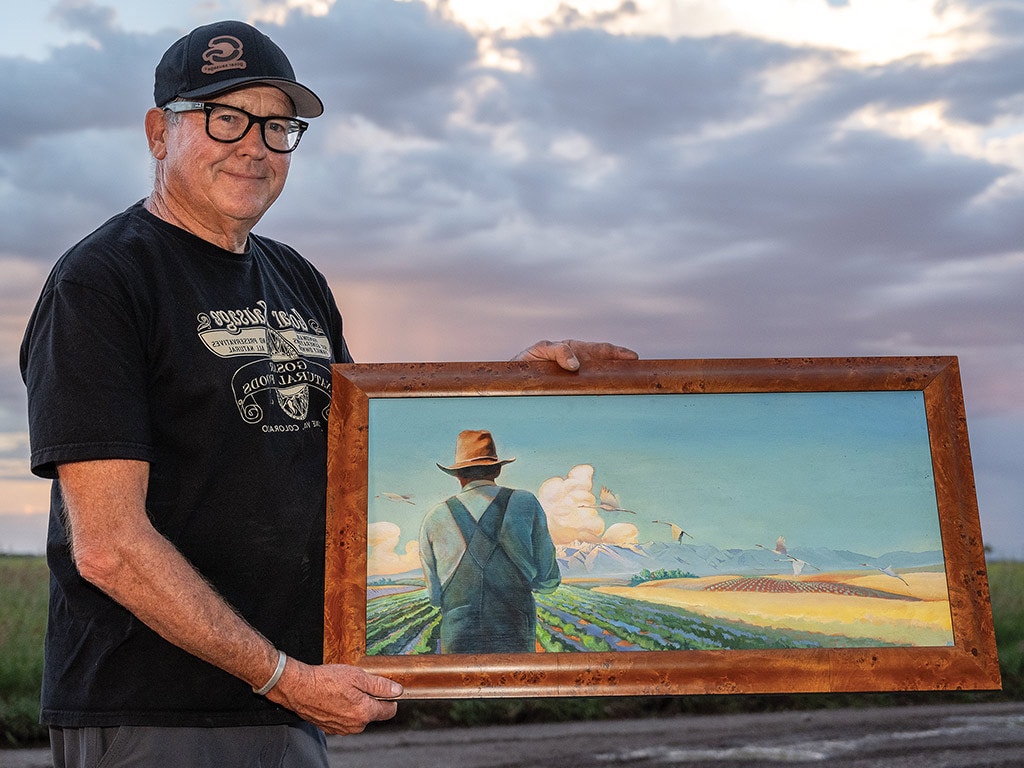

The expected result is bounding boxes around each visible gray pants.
[50,722,328,768]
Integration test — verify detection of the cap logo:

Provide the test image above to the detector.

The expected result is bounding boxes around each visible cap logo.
[201,35,247,75]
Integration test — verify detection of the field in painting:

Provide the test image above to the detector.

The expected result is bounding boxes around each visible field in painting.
[595,571,953,647]
[365,568,952,655]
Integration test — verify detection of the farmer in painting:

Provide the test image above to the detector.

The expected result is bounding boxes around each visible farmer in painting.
[419,430,561,653]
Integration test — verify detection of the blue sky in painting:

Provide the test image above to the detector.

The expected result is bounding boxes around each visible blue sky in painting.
[367,390,942,558]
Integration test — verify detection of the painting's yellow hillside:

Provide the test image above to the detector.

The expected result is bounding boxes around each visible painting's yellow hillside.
[797,570,950,601]
[850,572,950,601]
[596,575,954,646]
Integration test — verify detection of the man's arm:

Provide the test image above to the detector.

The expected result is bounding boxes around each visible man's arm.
[528,494,561,594]
[513,339,639,371]
[417,512,442,606]
[58,458,401,734]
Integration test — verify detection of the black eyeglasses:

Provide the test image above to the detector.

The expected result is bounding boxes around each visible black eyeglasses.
[164,101,309,153]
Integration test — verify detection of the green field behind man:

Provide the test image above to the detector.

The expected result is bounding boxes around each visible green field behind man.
[3,555,1023,747]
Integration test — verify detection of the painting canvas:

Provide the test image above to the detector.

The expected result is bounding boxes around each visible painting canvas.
[325,357,1000,697]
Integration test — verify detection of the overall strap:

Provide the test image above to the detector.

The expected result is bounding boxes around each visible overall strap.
[444,487,518,584]
[477,486,514,539]
[445,495,478,544]
[445,486,514,543]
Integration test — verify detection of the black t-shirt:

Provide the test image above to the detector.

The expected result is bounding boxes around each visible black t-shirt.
[20,201,353,727]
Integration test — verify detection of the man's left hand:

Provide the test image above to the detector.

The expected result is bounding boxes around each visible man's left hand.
[513,339,639,372]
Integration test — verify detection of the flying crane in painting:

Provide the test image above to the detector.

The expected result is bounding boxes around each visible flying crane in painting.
[579,486,637,515]
[376,492,416,505]
[757,536,818,576]
[652,519,694,543]
[861,562,911,587]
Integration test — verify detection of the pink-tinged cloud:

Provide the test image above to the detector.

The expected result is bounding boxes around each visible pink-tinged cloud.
[538,464,606,544]
[366,520,421,576]
[537,464,640,546]
[603,522,639,545]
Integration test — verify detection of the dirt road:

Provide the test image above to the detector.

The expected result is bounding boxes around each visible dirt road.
[327,701,1024,768]
[4,701,1022,767]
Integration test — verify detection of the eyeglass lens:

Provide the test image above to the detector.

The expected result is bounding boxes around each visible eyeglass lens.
[206,105,304,152]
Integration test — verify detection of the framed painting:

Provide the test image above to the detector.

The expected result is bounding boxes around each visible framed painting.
[324,356,1001,698]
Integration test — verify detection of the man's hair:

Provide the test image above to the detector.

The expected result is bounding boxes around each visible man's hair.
[455,464,502,482]
[162,98,185,126]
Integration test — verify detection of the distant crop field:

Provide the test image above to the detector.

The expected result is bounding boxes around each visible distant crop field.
[0,555,48,746]
[987,560,1024,695]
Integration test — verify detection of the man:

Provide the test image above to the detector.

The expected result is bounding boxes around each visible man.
[419,430,561,654]
[20,19,636,768]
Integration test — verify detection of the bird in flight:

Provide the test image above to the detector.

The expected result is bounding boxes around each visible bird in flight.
[757,538,818,576]
[861,562,910,587]
[579,486,637,514]
[376,492,416,505]
[652,519,694,543]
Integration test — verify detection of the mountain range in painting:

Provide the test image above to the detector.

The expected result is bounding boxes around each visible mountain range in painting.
[554,541,944,581]
[369,540,944,584]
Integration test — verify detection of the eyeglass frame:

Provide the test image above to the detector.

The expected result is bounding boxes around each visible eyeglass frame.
[163,100,309,153]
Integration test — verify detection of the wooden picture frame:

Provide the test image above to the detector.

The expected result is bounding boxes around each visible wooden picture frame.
[324,357,1001,698]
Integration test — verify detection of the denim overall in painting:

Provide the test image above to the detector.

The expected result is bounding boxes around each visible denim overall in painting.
[440,488,536,653]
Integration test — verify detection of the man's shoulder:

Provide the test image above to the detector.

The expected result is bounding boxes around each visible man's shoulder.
[505,487,544,512]
[423,497,455,520]
[54,202,163,268]
[474,485,537,501]
[47,202,155,282]
[64,201,144,246]
[506,486,539,500]
[248,230,295,254]
[249,231,312,266]
[248,232,330,283]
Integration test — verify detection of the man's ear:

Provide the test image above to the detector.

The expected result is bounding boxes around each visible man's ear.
[144,108,169,160]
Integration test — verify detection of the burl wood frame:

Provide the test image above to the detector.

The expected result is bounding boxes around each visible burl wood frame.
[324,357,1000,698]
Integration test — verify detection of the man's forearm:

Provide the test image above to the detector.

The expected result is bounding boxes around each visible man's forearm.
[59,459,280,691]
[58,458,403,733]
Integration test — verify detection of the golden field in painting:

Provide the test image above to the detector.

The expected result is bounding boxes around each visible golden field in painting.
[596,571,954,647]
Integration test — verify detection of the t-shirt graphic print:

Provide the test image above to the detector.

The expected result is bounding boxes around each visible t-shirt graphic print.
[197,299,334,428]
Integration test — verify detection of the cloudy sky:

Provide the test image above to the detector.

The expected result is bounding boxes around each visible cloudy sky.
[1,0,1021,558]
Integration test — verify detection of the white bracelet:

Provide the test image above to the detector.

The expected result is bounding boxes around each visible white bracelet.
[253,650,287,696]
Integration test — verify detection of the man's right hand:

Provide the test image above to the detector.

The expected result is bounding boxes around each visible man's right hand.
[58,459,402,735]
[267,659,403,735]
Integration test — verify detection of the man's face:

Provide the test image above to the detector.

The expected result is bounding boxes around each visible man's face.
[157,85,294,236]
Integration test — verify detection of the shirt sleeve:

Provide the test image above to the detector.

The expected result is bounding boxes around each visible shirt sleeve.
[21,275,154,478]
[503,490,561,594]
[418,507,443,606]
[530,497,562,593]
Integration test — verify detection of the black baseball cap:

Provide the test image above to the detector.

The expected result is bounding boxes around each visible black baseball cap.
[154,20,324,118]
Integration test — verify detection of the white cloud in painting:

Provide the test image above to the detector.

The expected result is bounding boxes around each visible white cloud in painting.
[602,522,639,546]
[538,464,605,544]
[367,521,421,576]
[537,463,640,545]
